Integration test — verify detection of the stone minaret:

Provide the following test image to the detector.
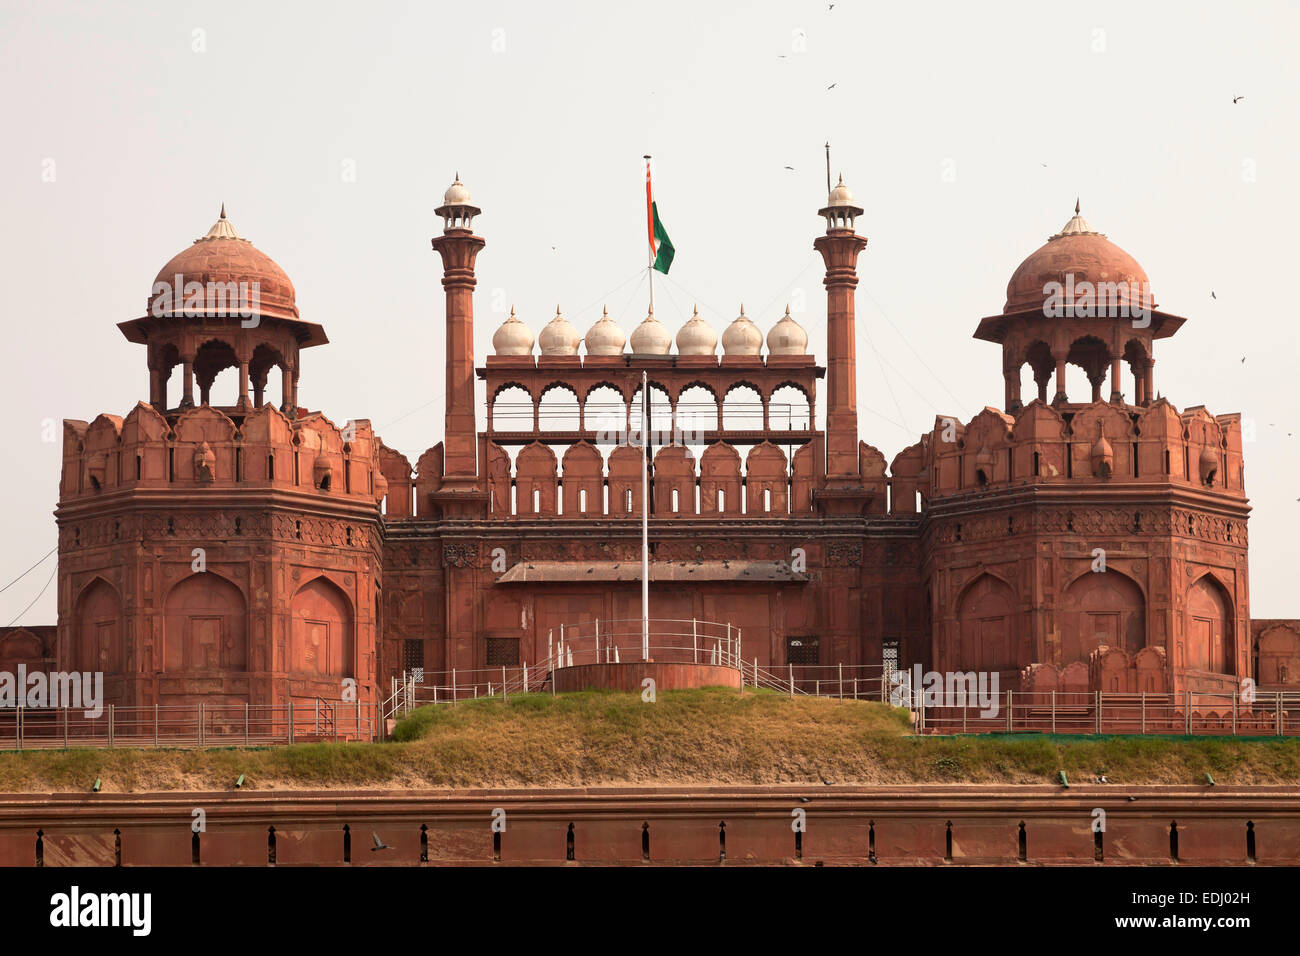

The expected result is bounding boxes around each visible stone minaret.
[814,175,868,481]
[431,176,485,482]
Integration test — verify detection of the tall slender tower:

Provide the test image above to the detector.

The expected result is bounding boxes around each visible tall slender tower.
[430,177,487,510]
[814,175,870,509]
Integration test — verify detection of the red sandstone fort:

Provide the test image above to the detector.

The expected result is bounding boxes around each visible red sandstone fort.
[8,174,1299,715]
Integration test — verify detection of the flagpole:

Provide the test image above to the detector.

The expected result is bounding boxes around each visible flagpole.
[642,154,654,662]
[644,155,655,316]
[641,369,650,661]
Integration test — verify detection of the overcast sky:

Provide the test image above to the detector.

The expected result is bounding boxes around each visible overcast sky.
[1,0,1296,622]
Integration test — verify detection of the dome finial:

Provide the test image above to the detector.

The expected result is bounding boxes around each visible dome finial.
[1075,197,1081,215]
[220,202,226,220]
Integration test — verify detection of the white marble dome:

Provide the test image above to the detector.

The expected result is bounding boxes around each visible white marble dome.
[630,308,672,355]
[827,174,855,207]
[492,306,534,356]
[676,305,717,356]
[538,305,581,356]
[584,306,626,356]
[444,176,472,205]
[766,305,808,356]
[721,304,763,356]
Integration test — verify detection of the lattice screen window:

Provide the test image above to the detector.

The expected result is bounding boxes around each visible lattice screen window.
[486,637,520,666]
[787,636,819,666]
[402,639,424,677]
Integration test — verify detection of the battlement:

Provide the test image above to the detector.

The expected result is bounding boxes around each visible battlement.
[59,401,388,508]
[900,397,1245,503]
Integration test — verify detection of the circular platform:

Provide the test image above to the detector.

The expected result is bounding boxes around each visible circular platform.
[552,660,742,693]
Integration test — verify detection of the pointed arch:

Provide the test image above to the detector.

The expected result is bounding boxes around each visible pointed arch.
[290,575,354,678]
[1062,568,1145,663]
[74,576,123,673]
[163,571,247,671]
[1187,573,1234,674]
[953,572,1018,673]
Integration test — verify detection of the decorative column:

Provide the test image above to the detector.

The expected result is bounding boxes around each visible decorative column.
[1110,356,1123,403]
[1053,352,1068,405]
[280,364,293,414]
[813,176,869,477]
[1004,366,1022,412]
[431,178,486,479]
[1143,360,1154,407]
[180,353,195,408]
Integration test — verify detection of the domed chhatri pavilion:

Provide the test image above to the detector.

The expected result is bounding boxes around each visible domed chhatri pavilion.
[40,171,1300,721]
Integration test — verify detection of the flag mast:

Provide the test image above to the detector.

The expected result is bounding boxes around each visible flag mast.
[641,155,654,661]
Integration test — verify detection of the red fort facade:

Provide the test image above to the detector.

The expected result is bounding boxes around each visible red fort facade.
[31,175,1300,716]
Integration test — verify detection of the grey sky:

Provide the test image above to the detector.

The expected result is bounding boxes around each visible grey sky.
[1,0,1296,621]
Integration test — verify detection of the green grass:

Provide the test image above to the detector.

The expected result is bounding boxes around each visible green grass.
[0,687,1298,793]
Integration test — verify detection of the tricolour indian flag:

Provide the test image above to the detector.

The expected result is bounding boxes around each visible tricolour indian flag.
[645,158,675,274]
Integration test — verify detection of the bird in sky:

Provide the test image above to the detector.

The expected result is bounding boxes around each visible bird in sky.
[784,165,795,170]
[1211,291,1217,299]
[371,831,391,851]
[827,82,837,90]
[1233,95,1245,104]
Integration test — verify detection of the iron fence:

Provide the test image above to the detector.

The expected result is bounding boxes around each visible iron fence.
[0,698,378,749]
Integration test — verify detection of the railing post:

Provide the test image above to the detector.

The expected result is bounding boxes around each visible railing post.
[1185,690,1192,735]
[753,659,758,686]
[1277,692,1283,736]
[1005,690,1012,732]
[523,661,529,693]
[198,701,204,747]
[245,701,250,746]
[693,619,698,664]
[108,704,114,749]
[64,705,70,749]
[154,702,159,747]
[452,669,457,705]
[1232,691,1237,736]
[16,707,22,752]
[288,699,294,744]
[839,663,843,700]
[356,698,361,741]
[1051,691,1056,735]
[726,624,731,667]
[1095,691,1102,735]
[788,663,794,697]
[1140,691,1145,734]
[854,677,858,701]
[502,665,508,702]
[315,698,320,736]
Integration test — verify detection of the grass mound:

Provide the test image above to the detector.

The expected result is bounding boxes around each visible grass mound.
[0,687,1298,793]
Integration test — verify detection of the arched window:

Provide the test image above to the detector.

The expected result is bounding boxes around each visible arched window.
[290,577,354,678]
[163,573,247,671]
[490,386,533,432]
[722,385,764,431]
[538,385,580,431]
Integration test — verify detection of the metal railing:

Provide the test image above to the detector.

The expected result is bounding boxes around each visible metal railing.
[914,689,1300,736]
[0,699,378,750]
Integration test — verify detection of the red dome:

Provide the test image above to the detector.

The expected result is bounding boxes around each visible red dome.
[148,208,298,321]
[1003,205,1152,315]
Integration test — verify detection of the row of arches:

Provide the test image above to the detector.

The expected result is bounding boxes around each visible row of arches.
[950,570,1234,674]
[489,382,813,435]
[1007,335,1154,408]
[485,439,817,517]
[72,574,354,676]
[150,338,294,411]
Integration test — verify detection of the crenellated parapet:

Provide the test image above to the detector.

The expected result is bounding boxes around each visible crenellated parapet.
[60,402,388,506]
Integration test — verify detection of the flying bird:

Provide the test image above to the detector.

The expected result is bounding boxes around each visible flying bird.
[1211,291,1217,299]
[827,83,837,90]
[1233,95,1245,104]
[784,165,795,170]
[371,831,391,851]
